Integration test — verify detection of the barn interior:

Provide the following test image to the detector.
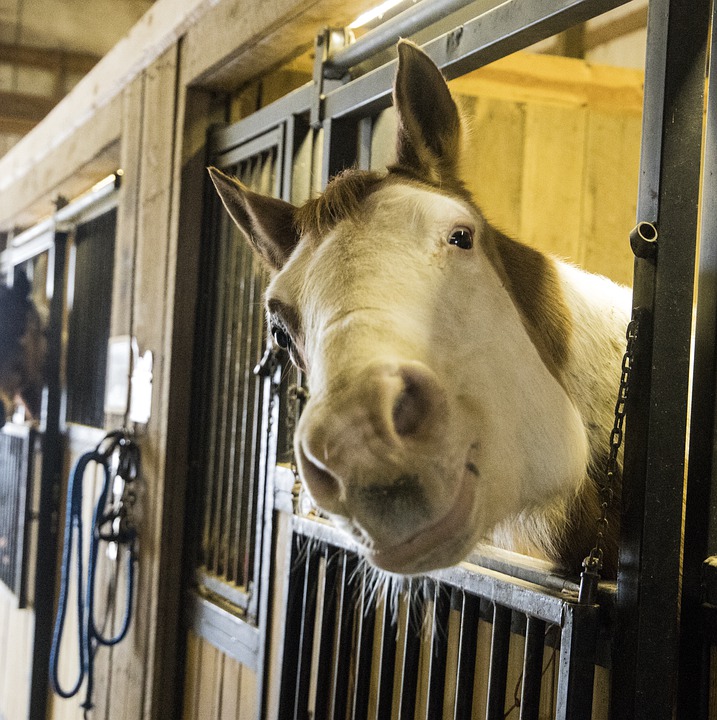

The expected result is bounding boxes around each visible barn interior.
[0,0,714,718]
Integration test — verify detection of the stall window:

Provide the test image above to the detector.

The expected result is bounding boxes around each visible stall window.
[65,208,117,428]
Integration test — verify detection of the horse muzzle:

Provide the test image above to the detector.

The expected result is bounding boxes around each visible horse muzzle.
[294,361,472,568]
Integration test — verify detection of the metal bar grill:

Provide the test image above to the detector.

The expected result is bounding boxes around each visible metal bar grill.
[278,521,604,719]
[194,148,276,608]
[0,424,34,605]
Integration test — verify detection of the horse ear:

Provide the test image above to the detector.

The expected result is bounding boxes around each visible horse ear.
[208,167,300,271]
[393,41,461,182]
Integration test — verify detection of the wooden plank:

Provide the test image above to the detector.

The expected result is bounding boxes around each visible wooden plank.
[182,631,202,720]
[579,109,641,286]
[0,584,13,714]
[219,654,242,720]
[237,666,259,720]
[99,46,179,720]
[5,606,33,719]
[0,90,56,125]
[196,637,222,718]
[0,43,100,74]
[458,94,526,240]
[449,52,643,115]
[519,102,588,262]
[182,0,380,91]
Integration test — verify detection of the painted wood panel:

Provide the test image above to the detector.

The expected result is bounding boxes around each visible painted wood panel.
[181,630,259,720]
[0,582,33,720]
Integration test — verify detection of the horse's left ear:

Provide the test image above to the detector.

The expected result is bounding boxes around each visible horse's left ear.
[208,167,300,271]
[393,41,462,182]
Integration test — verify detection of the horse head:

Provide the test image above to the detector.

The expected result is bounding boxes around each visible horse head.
[0,273,47,427]
[210,42,627,575]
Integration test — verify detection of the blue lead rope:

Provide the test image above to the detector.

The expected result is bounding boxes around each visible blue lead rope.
[49,430,140,711]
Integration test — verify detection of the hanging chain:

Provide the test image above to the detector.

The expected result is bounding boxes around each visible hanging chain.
[579,317,639,604]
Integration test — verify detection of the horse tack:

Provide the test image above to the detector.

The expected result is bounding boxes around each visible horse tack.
[211,41,632,577]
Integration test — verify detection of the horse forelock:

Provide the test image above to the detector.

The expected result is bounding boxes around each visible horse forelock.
[296,169,386,239]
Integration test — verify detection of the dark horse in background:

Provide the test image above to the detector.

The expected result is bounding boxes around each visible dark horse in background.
[0,273,46,428]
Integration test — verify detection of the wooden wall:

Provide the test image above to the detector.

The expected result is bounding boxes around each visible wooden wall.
[454,52,642,287]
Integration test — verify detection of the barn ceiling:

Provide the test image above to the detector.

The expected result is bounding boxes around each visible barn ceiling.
[0,0,155,154]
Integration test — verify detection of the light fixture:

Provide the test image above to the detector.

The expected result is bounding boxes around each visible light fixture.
[348,0,409,29]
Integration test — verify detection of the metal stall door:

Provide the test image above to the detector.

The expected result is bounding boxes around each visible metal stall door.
[267,2,648,718]
[183,110,315,720]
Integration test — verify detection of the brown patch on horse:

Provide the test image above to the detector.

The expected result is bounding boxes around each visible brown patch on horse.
[482,225,573,382]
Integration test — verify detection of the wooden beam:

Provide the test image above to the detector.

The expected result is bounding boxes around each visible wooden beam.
[0,43,100,74]
[449,52,644,115]
[0,90,56,134]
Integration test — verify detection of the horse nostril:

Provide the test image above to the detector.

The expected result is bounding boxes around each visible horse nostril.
[391,364,445,438]
[392,383,423,436]
[295,440,343,512]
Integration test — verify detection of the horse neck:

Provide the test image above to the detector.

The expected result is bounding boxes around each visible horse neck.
[487,237,631,572]
[554,260,632,465]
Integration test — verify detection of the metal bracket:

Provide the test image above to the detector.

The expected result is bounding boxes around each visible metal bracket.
[310,27,354,129]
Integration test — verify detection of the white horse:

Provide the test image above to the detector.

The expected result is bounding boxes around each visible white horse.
[210,41,631,577]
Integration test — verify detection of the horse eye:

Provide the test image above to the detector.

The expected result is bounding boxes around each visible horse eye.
[448,227,473,250]
[271,325,291,350]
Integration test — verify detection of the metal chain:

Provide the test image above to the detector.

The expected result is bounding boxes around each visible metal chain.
[579,317,639,603]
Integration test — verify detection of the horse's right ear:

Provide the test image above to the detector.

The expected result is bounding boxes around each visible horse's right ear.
[208,167,300,271]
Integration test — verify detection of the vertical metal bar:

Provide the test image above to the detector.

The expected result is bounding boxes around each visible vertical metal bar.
[486,604,511,720]
[398,581,422,720]
[679,6,717,718]
[313,546,340,720]
[425,580,450,719]
[616,0,710,717]
[352,571,376,720]
[293,543,320,719]
[331,552,358,719]
[555,604,598,720]
[519,616,546,720]
[278,535,307,720]
[375,588,398,719]
[224,217,249,583]
[453,591,479,720]
[28,231,67,720]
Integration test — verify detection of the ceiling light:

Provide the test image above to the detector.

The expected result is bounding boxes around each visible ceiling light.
[349,0,409,29]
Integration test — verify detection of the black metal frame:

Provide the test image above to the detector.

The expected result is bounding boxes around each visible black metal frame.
[277,508,602,719]
[202,0,717,717]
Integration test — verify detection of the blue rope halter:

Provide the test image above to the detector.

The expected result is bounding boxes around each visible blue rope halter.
[49,430,140,712]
